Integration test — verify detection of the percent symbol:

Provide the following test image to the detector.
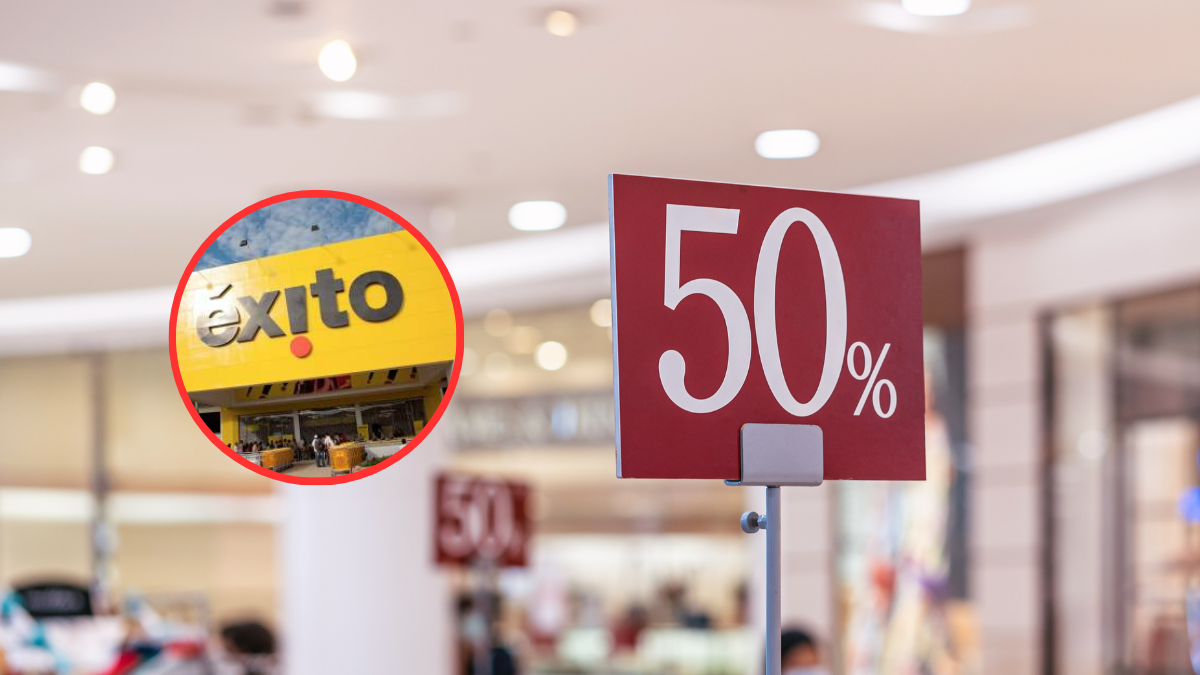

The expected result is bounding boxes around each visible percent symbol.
[847,341,896,418]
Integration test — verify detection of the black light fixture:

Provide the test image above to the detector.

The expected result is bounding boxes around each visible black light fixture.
[239,239,249,247]
[311,223,320,232]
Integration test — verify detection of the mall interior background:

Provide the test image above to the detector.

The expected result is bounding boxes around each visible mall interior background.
[2,1,1200,673]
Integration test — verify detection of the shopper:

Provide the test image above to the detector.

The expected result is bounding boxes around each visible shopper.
[311,434,322,466]
[217,620,278,675]
[456,593,518,675]
[779,628,826,675]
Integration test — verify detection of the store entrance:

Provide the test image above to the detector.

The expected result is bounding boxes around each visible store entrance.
[1113,288,1200,674]
[1049,285,1200,675]
[297,405,358,444]
[360,398,425,440]
[199,411,220,436]
[233,396,429,452]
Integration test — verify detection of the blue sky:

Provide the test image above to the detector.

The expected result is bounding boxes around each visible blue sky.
[197,197,403,269]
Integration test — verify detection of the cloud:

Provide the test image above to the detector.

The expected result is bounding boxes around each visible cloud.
[197,198,402,269]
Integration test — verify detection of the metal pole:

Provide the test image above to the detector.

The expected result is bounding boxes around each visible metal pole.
[89,352,112,612]
[766,485,781,675]
[473,557,494,675]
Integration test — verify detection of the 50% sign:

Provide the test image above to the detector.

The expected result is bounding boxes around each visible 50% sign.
[659,204,898,419]
[434,473,531,568]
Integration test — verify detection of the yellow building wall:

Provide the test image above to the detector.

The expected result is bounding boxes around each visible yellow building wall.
[221,408,238,446]
[423,383,444,425]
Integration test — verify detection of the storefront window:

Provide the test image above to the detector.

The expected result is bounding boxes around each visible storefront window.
[835,327,975,674]
[1049,286,1200,674]
[360,398,425,440]
[237,398,430,447]
[297,405,358,443]
[238,411,296,446]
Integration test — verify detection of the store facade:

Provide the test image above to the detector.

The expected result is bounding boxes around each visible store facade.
[968,164,1200,675]
[174,231,457,471]
[1047,284,1200,674]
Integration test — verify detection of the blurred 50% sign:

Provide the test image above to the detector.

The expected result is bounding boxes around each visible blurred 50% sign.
[434,473,531,568]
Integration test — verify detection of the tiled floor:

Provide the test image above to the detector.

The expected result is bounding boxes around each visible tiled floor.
[285,461,331,478]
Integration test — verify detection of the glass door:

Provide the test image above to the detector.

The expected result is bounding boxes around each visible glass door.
[1116,288,1200,675]
[1049,286,1200,675]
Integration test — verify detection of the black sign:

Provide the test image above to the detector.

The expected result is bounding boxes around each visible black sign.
[451,392,614,449]
[14,582,93,619]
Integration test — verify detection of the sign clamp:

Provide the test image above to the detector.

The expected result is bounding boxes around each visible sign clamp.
[726,423,823,675]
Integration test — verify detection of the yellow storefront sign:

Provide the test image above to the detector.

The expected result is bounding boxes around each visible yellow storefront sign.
[175,231,457,393]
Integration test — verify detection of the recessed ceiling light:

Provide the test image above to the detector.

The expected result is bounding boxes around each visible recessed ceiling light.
[505,326,542,354]
[755,130,821,159]
[590,299,612,327]
[535,341,568,371]
[901,0,970,17]
[852,2,1019,33]
[309,90,467,121]
[509,201,567,231]
[484,309,513,337]
[80,82,115,115]
[484,351,513,380]
[0,61,54,92]
[318,40,357,82]
[0,228,32,258]
[460,348,479,377]
[79,146,114,175]
[545,10,578,37]
[311,91,393,120]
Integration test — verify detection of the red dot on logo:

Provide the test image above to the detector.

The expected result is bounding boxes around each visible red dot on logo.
[290,336,313,358]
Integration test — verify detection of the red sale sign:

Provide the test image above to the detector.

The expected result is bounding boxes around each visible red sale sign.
[608,174,924,481]
[435,473,531,567]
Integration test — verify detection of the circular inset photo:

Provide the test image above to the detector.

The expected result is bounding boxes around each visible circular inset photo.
[169,190,462,484]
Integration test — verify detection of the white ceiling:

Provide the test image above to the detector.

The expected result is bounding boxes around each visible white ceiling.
[1,0,1199,300]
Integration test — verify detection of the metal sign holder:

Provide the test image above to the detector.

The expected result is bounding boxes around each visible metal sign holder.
[725,423,824,675]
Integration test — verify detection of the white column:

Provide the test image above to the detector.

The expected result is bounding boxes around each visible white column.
[964,163,1200,675]
[779,484,833,640]
[278,428,450,675]
[968,302,1042,675]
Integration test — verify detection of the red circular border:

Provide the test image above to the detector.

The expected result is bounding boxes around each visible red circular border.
[167,190,464,485]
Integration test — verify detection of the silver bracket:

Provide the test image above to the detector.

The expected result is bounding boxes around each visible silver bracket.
[724,423,824,487]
